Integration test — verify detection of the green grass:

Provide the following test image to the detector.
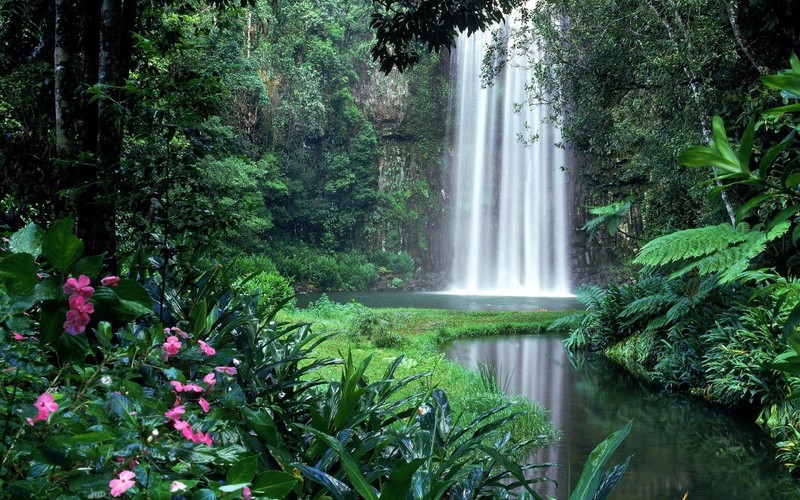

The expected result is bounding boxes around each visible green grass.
[279,301,576,454]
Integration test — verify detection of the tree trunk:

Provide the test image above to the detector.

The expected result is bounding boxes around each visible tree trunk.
[75,0,138,261]
[645,0,737,225]
[54,0,81,157]
[721,0,766,76]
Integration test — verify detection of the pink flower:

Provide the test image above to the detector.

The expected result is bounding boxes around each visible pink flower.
[101,275,120,287]
[242,486,252,500]
[198,398,210,413]
[215,366,237,375]
[203,372,216,387]
[173,419,190,432]
[33,393,58,421]
[192,430,213,446]
[163,336,182,357]
[63,275,94,298]
[64,295,95,335]
[164,405,185,420]
[109,470,136,497]
[169,380,203,393]
[172,327,188,339]
[198,340,216,356]
[12,332,24,341]
[170,481,187,493]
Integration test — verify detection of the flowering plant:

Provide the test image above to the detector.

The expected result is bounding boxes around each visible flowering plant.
[0,219,622,499]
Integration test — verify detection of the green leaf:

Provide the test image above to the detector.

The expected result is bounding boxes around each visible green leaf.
[768,205,800,230]
[74,255,104,279]
[759,131,795,179]
[9,223,44,257]
[252,470,298,498]
[380,459,426,500]
[782,302,800,340]
[762,104,800,116]
[39,303,68,345]
[54,331,90,364]
[62,431,114,445]
[679,146,741,174]
[298,425,378,500]
[42,218,84,272]
[738,117,755,173]
[95,321,113,349]
[791,52,800,73]
[92,281,153,322]
[570,421,632,500]
[242,408,278,446]
[226,455,258,487]
[0,252,39,300]
[711,116,740,168]
[191,489,217,500]
[762,74,800,95]
[735,193,773,222]
[115,279,154,316]
[35,277,65,302]
[218,483,250,493]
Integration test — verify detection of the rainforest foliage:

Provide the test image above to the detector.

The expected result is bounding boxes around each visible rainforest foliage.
[559,54,800,475]
[486,0,799,267]
[0,0,454,291]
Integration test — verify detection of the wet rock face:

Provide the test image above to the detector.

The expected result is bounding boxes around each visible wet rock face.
[351,59,452,275]
[353,69,410,138]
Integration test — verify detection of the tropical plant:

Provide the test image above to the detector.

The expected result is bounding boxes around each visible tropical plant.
[2,218,632,498]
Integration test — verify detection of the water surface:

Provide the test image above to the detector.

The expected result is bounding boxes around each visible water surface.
[446,335,797,499]
[296,291,579,312]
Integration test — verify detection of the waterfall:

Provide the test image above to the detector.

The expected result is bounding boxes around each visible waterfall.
[449,24,571,297]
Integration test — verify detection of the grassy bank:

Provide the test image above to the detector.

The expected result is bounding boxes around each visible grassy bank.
[278,296,576,454]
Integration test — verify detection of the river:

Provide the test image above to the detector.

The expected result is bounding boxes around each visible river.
[446,335,797,499]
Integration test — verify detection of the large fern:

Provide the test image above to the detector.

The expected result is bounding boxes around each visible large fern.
[634,222,790,283]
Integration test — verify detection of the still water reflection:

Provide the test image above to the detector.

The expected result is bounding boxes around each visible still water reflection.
[446,335,797,499]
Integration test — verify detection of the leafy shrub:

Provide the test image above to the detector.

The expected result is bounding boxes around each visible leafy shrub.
[232,253,280,276]
[349,309,406,348]
[270,242,379,290]
[702,305,790,408]
[239,271,294,308]
[0,219,630,498]
[370,251,417,279]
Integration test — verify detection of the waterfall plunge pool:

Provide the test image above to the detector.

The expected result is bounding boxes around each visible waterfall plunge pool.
[295,291,580,312]
[445,335,797,499]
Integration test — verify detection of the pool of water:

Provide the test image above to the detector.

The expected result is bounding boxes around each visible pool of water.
[296,291,580,312]
[445,335,797,499]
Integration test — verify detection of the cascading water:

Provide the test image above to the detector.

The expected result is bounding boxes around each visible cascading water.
[449,23,571,297]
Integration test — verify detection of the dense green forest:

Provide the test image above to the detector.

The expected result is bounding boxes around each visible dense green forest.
[3,0,800,497]
[1,0,459,292]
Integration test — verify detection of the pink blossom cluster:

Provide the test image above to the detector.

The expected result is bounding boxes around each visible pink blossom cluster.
[164,402,213,446]
[27,392,58,425]
[63,275,95,335]
[162,369,222,446]
[162,336,182,359]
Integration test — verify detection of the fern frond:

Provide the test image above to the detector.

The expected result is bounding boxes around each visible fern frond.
[634,224,750,267]
[620,294,670,321]
[636,222,790,283]
[548,313,585,332]
[575,286,606,308]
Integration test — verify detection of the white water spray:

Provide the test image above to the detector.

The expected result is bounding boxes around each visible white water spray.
[449,23,571,296]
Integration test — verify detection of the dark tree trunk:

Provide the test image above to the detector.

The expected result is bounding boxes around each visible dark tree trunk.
[77,0,137,261]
